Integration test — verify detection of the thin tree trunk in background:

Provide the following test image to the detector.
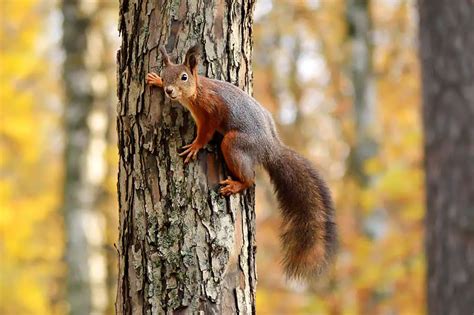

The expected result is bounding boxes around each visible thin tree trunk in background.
[419,1,474,314]
[87,2,121,313]
[346,1,377,312]
[347,0,376,185]
[62,1,108,314]
[116,1,256,314]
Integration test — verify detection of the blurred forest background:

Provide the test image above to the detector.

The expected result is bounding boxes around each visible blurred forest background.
[1,0,423,314]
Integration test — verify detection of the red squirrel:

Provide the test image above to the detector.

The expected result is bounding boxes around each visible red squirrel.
[146,45,336,279]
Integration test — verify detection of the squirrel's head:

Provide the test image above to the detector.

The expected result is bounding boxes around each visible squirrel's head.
[159,45,200,101]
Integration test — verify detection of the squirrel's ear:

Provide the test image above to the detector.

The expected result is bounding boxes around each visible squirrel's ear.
[159,45,171,66]
[184,45,200,75]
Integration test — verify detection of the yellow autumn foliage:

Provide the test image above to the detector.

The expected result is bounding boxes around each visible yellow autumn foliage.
[1,1,63,314]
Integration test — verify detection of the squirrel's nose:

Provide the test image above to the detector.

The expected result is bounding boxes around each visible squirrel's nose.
[165,87,174,95]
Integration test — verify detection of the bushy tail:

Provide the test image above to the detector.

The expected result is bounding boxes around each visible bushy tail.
[265,146,337,279]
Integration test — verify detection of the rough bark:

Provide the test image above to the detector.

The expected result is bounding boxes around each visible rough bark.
[419,1,474,314]
[62,1,108,314]
[115,1,256,314]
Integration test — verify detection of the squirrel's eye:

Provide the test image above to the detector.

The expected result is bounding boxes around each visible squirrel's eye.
[181,73,188,81]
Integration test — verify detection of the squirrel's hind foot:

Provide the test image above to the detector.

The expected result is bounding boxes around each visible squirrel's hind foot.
[219,178,249,196]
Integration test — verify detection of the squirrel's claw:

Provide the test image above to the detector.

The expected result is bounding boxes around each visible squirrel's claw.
[146,72,159,80]
[219,187,232,196]
[219,178,244,196]
[179,143,201,164]
[146,72,163,87]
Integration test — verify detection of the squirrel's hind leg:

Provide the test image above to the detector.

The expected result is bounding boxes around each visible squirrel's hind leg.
[219,131,255,196]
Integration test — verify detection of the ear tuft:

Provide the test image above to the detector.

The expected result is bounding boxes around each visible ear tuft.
[159,45,171,66]
[184,45,200,75]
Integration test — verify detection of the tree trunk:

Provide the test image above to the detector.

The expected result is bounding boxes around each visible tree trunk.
[419,1,474,314]
[346,0,376,185]
[86,2,121,313]
[346,2,379,312]
[115,1,256,314]
[62,1,108,314]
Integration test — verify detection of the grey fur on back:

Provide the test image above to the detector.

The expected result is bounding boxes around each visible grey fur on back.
[207,78,281,162]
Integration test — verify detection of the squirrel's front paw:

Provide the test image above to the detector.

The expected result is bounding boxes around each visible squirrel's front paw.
[179,142,202,164]
[146,72,163,87]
